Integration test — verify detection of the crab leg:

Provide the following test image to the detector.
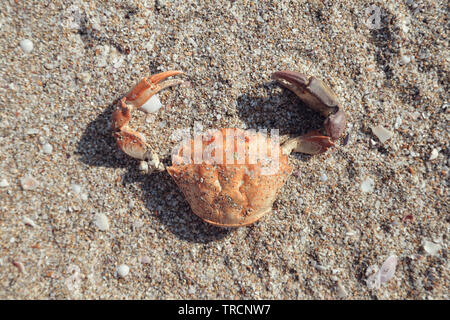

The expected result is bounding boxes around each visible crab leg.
[112,70,184,169]
[273,71,346,155]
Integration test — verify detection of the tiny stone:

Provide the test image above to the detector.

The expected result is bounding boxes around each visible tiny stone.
[361,177,375,193]
[80,193,88,201]
[429,149,439,160]
[19,39,34,53]
[117,264,129,277]
[42,143,53,154]
[320,173,328,182]
[20,175,39,190]
[372,125,394,144]
[0,178,9,188]
[93,213,109,231]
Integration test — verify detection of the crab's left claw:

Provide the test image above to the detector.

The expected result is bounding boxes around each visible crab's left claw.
[111,70,184,172]
[273,71,346,155]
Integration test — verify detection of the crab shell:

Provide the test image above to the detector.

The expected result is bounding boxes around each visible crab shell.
[166,128,292,227]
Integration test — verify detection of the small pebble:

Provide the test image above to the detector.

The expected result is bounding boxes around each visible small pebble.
[80,193,88,201]
[93,213,109,231]
[117,264,129,277]
[42,143,53,154]
[19,39,34,53]
[372,125,394,144]
[20,175,40,190]
[0,178,9,188]
[361,177,375,193]
[429,149,439,160]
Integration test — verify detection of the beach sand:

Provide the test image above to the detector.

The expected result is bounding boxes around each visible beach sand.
[0,0,448,299]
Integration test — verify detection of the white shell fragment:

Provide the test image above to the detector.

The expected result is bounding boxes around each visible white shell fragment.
[399,55,411,65]
[378,255,397,284]
[23,216,37,228]
[366,272,381,290]
[429,149,439,160]
[366,255,398,289]
[140,256,151,264]
[423,240,441,256]
[20,175,40,190]
[372,125,394,144]
[26,128,40,135]
[19,39,34,53]
[361,177,375,193]
[71,183,81,195]
[138,161,149,173]
[336,282,348,298]
[0,178,9,188]
[140,94,163,113]
[78,72,91,84]
[42,143,53,154]
[93,213,109,231]
[117,264,129,277]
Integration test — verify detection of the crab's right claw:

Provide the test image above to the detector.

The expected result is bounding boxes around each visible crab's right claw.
[272,71,346,146]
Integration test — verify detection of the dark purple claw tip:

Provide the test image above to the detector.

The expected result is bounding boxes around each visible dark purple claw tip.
[272,71,308,86]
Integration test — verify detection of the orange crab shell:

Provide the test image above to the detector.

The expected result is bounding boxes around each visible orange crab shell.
[166,128,292,227]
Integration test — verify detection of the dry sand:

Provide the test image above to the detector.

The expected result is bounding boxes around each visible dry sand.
[0,0,448,299]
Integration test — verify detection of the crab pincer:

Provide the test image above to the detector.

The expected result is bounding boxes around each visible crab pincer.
[111,70,184,171]
[272,71,346,155]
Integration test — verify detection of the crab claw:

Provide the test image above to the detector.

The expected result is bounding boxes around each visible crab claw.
[273,71,346,154]
[111,70,184,169]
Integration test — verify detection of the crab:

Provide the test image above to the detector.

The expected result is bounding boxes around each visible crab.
[112,70,346,227]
